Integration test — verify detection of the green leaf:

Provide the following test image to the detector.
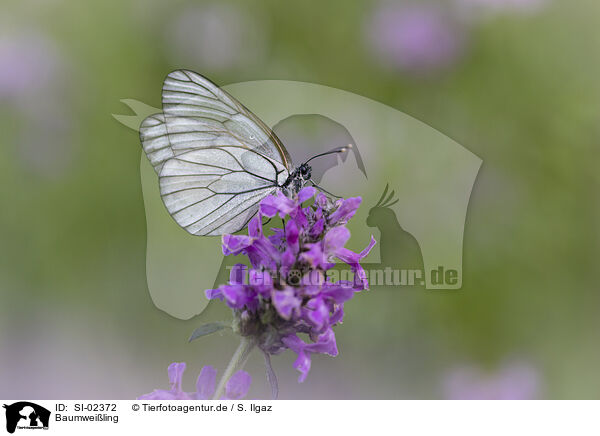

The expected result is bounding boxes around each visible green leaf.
[188,322,231,342]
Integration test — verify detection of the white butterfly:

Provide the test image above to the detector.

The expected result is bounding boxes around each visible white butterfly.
[140,70,324,236]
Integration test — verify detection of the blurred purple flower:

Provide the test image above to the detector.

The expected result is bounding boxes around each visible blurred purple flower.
[164,3,266,72]
[444,361,541,399]
[0,29,75,178]
[138,362,251,400]
[0,31,61,101]
[206,188,376,382]
[365,2,466,75]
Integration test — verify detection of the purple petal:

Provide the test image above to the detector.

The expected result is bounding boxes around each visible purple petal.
[304,297,330,330]
[205,288,224,301]
[224,370,252,400]
[321,285,355,304]
[292,205,309,229]
[221,284,251,309]
[353,265,370,290]
[300,270,325,296]
[334,247,359,264]
[247,214,263,238]
[168,362,186,391]
[243,238,281,270]
[282,330,338,382]
[324,226,351,254]
[272,288,301,320]
[334,236,376,266]
[281,334,311,383]
[292,353,311,383]
[298,186,316,203]
[305,329,338,356]
[260,191,296,218]
[281,333,304,352]
[195,365,217,400]
[300,242,325,268]
[222,234,253,255]
[285,219,299,252]
[330,305,345,325]
[309,218,324,238]
[259,195,279,218]
[359,235,377,258]
[328,197,362,224]
[316,192,329,208]
[268,227,285,246]
[334,236,376,289]
[281,247,296,269]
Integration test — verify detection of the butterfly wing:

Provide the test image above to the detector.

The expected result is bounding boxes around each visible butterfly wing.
[140,70,291,236]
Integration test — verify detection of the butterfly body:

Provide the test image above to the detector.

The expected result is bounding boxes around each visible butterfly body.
[280,163,312,196]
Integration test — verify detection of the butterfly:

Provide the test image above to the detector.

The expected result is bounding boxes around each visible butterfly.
[140,70,347,236]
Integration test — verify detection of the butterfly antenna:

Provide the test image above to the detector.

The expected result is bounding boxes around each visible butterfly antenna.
[309,179,342,199]
[262,216,272,226]
[304,144,352,165]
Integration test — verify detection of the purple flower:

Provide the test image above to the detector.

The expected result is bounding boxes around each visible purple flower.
[206,188,376,382]
[365,2,466,75]
[443,361,540,400]
[138,362,251,400]
[0,30,75,178]
[0,31,62,101]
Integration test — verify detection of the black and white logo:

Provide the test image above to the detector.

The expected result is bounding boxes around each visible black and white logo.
[3,402,50,434]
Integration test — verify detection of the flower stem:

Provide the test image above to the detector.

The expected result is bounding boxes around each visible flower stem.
[212,336,256,400]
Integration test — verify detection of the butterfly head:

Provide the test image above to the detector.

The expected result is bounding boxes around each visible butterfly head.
[299,163,312,181]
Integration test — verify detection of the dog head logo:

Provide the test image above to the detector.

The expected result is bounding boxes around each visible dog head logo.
[3,402,50,434]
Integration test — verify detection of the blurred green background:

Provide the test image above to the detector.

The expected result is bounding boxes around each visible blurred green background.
[0,0,598,399]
